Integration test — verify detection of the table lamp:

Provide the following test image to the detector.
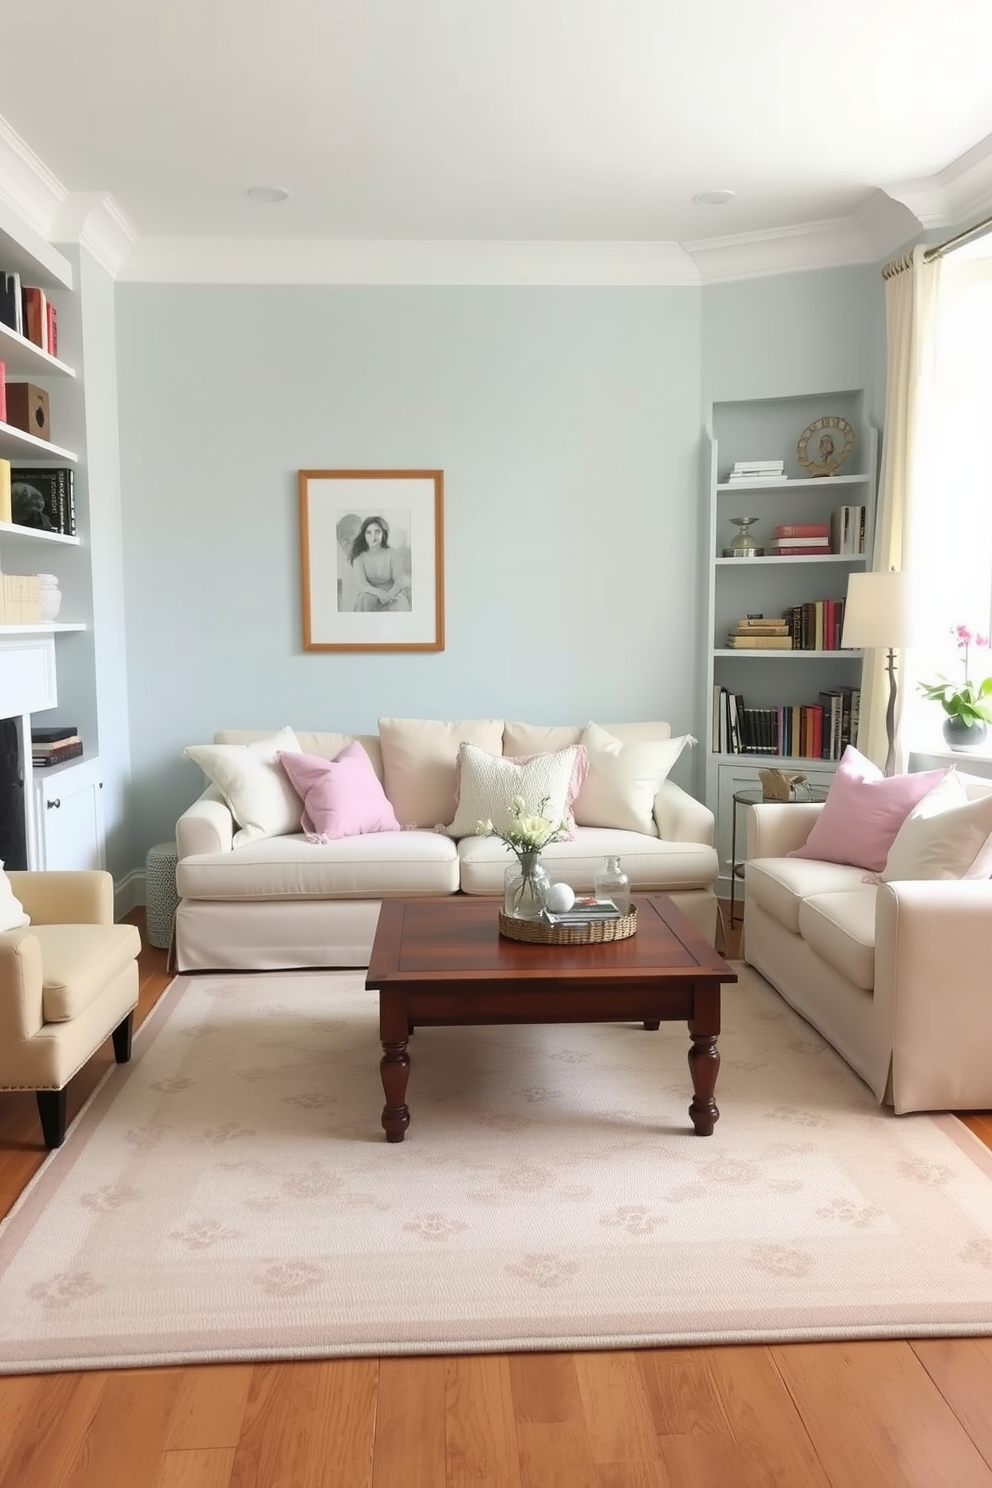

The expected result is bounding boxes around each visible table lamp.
[841,570,918,776]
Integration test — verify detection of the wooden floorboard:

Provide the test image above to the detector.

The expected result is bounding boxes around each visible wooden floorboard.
[0,904,989,1487]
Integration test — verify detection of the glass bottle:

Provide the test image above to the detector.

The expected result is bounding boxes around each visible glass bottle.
[504,852,551,919]
[594,855,630,914]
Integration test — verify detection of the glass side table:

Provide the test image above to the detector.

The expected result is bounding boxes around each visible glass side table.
[729,786,828,929]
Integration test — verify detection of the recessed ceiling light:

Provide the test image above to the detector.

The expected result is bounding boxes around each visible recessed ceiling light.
[693,189,735,206]
[246,185,291,203]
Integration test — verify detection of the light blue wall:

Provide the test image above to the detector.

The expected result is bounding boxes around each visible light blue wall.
[116,286,704,855]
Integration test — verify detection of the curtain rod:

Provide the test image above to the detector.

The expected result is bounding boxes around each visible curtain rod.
[923,210,992,261]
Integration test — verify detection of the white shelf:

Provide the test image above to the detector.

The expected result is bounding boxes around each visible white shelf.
[0,622,85,635]
[715,554,867,566]
[714,648,863,659]
[0,520,79,547]
[0,422,78,462]
[0,322,75,379]
[717,473,871,492]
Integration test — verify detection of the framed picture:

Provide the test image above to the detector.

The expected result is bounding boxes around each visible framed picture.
[298,469,445,652]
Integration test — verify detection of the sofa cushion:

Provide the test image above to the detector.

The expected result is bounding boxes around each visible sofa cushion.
[446,742,587,839]
[0,864,29,932]
[745,856,873,934]
[176,830,460,901]
[799,890,877,991]
[216,730,386,783]
[378,717,504,828]
[279,743,401,843]
[882,771,992,881]
[183,727,303,846]
[574,723,694,835]
[788,745,950,872]
[457,827,718,896]
[32,922,142,1021]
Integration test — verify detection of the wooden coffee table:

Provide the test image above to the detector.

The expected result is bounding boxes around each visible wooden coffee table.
[365,893,737,1142]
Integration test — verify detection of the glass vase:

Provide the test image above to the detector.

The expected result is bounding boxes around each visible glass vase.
[504,852,551,919]
[594,855,631,913]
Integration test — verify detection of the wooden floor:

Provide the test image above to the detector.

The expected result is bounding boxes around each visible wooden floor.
[2,909,992,1488]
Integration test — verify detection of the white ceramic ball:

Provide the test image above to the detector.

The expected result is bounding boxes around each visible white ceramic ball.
[545,882,575,913]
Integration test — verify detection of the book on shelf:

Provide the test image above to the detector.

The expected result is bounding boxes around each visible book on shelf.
[771,545,832,557]
[21,287,48,352]
[729,623,789,636]
[727,473,789,485]
[726,634,793,648]
[770,535,831,548]
[32,734,81,752]
[0,573,41,624]
[772,523,829,538]
[0,272,22,335]
[731,459,784,473]
[0,457,10,524]
[9,467,75,535]
[0,358,5,425]
[32,740,84,767]
[32,724,79,744]
[46,301,57,359]
[830,505,866,555]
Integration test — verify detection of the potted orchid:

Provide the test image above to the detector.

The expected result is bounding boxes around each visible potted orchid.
[476,795,571,918]
[918,624,992,749]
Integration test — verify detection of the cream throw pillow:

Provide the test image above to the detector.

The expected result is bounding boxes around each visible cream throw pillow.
[882,772,992,881]
[378,717,504,828]
[183,726,303,846]
[446,743,588,839]
[574,722,694,835]
[0,863,29,931]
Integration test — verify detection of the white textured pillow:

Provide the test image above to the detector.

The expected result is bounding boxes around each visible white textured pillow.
[574,722,694,835]
[446,743,588,839]
[183,726,303,846]
[882,772,992,881]
[0,864,29,932]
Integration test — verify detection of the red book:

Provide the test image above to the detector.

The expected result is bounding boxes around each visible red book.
[22,287,47,350]
[46,301,57,359]
[773,523,830,538]
[771,545,832,556]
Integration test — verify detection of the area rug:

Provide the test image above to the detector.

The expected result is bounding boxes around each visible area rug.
[2,964,992,1374]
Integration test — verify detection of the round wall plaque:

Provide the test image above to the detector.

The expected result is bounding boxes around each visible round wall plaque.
[797,415,854,476]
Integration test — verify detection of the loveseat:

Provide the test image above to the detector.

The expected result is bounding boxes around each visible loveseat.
[174,718,720,972]
[743,760,992,1115]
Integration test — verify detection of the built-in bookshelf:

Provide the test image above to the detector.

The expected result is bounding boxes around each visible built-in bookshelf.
[703,389,878,896]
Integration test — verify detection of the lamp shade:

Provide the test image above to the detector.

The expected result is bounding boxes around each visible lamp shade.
[841,571,919,650]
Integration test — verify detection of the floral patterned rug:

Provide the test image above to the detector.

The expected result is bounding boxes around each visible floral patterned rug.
[1,964,991,1374]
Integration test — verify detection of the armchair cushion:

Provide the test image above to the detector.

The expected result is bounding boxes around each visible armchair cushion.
[33,922,142,1021]
[0,865,29,931]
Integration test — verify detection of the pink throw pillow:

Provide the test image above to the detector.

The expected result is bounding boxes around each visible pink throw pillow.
[278,742,401,843]
[787,745,951,872]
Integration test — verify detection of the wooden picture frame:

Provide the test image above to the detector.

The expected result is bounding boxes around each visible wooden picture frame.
[299,470,444,652]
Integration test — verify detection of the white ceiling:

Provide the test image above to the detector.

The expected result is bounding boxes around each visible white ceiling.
[3,0,992,282]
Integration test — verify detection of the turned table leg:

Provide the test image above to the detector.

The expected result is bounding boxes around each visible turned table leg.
[687,1029,720,1135]
[380,1039,411,1142]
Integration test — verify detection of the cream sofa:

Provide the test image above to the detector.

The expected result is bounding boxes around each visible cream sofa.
[175,718,719,972]
[743,777,992,1115]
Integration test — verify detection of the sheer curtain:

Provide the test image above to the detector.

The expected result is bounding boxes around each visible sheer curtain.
[860,245,942,772]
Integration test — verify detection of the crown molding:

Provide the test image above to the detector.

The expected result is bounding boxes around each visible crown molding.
[882,131,992,229]
[116,236,702,285]
[2,107,991,286]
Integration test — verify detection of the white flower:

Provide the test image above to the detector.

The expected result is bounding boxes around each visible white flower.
[476,795,570,861]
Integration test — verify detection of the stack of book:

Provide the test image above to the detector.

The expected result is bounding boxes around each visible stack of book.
[32,725,83,768]
[726,616,792,649]
[544,897,622,926]
[769,522,831,557]
[0,272,57,354]
[727,459,787,485]
[0,573,41,623]
[830,505,866,555]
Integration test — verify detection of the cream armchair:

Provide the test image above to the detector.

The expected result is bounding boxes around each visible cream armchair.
[0,871,141,1148]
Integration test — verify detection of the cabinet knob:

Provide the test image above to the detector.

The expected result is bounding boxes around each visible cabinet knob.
[47,798,61,810]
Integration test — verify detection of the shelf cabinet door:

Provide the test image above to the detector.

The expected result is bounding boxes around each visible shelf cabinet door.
[30,758,105,871]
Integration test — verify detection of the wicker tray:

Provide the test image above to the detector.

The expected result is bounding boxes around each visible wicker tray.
[498,906,637,945]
